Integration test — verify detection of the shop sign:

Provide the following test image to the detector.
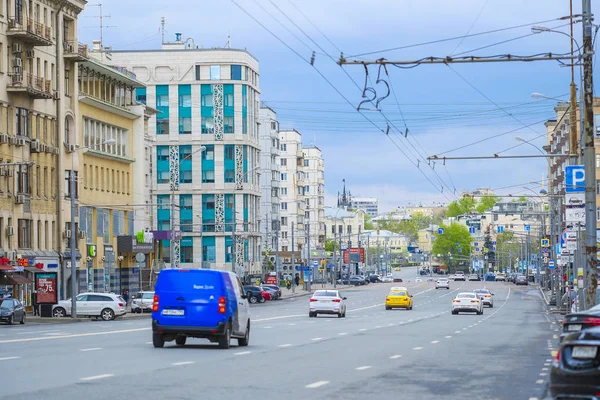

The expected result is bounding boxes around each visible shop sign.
[35,272,58,305]
[136,230,154,244]
[88,245,97,258]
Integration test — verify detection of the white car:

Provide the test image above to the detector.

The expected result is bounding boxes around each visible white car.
[451,292,484,315]
[132,291,155,313]
[473,289,494,307]
[52,292,127,321]
[435,278,450,289]
[381,276,394,283]
[309,290,347,318]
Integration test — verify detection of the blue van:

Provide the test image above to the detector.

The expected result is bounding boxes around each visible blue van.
[151,269,250,349]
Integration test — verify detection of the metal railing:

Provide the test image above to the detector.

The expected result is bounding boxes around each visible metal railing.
[63,40,88,58]
[8,72,52,95]
[8,18,52,41]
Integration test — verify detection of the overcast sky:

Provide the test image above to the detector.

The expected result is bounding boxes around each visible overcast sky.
[78,1,598,212]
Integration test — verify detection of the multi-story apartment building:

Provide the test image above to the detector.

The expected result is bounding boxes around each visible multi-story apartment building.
[350,197,378,218]
[0,0,87,304]
[324,208,365,248]
[303,146,325,247]
[109,33,262,277]
[258,106,280,252]
[278,130,326,256]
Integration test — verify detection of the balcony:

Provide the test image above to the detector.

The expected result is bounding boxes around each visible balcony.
[7,18,52,46]
[7,72,53,99]
[63,41,88,61]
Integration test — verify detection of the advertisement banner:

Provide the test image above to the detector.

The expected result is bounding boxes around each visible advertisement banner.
[343,248,365,263]
[35,272,58,305]
[265,275,277,285]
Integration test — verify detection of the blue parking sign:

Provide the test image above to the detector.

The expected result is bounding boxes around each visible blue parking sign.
[497,226,504,233]
[438,228,444,234]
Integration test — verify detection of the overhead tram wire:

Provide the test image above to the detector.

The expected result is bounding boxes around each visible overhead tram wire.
[265,0,457,198]
[230,0,453,201]
[348,16,575,58]
[286,0,343,54]
[449,0,491,56]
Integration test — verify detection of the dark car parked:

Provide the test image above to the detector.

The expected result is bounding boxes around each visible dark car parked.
[367,274,381,283]
[349,276,366,286]
[515,275,528,285]
[550,326,600,399]
[560,304,600,343]
[0,298,26,325]
[262,285,282,299]
[242,286,267,304]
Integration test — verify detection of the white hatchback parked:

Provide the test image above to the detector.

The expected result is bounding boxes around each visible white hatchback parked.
[309,290,347,318]
[52,292,127,320]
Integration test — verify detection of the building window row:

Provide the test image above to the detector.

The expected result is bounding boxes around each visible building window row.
[83,117,129,157]
[82,163,130,195]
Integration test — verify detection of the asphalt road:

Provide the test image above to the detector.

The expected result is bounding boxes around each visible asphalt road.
[0,268,559,400]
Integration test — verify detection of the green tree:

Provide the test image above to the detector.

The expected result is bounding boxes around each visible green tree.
[495,231,520,270]
[411,212,432,230]
[431,223,472,272]
[476,195,501,213]
[446,196,477,217]
[364,213,375,230]
[324,239,339,252]
[517,196,527,202]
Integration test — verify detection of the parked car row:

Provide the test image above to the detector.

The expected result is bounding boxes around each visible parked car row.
[243,285,282,303]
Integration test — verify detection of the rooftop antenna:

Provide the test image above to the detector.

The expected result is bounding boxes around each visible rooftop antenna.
[85,2,116,61]
[161,17,165,45]
[225,32,231,48]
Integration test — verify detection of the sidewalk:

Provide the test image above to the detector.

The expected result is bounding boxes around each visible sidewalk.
[26,310,150,324]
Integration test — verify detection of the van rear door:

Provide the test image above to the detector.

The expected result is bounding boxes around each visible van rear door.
[155,270,225,328]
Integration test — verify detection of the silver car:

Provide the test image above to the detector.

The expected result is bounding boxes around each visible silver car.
[132,291,155,313]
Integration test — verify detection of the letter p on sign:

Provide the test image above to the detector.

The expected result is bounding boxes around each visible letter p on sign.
[565,165,585,193]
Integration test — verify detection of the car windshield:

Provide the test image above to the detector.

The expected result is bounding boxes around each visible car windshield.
[0,299,14,309]
[314,291,337,297]
[457,293,475,299]
[141,293,154,299]
[389,291,407,297]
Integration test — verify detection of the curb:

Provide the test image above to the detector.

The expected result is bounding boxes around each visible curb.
[280,285,353,300]
[538,285,550,306]
[26,312,150,325]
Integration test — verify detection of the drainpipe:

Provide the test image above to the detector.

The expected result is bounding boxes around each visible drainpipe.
[55,0,68,298]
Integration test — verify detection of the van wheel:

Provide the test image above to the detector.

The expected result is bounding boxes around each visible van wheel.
[175,335,186,346]
[218,324,231,349]
[238,322,250,347]
[153,333,165,348]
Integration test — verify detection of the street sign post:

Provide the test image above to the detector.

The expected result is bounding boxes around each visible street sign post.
[497,226,504,233]
[565,165,585,193]
[548,260,555,269]
[438,228,445,234]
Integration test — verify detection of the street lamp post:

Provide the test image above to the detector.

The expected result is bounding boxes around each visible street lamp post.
[70,138,116,318]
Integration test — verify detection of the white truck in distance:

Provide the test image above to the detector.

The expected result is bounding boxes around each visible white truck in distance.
[392,267,403,282]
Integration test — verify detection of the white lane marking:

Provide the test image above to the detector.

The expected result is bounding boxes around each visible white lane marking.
[234,351,252,355]
[288,323,296,326]
[529,398,539,400]
[0,327,149,344]
[356,366,372,371]
[306,381,329,389]
[145,341,153,345]
[347,303,384,313]
[359,328,367,332]
[253,314,304,322]
[388,323,394,326]
[18,330,60,335]
[539,373,547,376]
[536,379,544,384]
[80,374,114,381]
[311,337,323,341]
[431,340,439,344]
[414,347,424,350]
[0,356,20,361]
[278,344,292,348]
[445,336,452,338]
[80,348,102,352]
[338,332,347,336]
[375,325,382,328]
[172,361,195,366]
[455,331,461,334]
[263,326,272,329]
[390,355,402,359]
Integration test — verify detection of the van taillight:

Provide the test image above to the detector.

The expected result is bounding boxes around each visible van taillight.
[152,295,159,312]
[218,296,226,314]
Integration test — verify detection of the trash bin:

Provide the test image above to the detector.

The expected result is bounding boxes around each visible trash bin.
[40,304,53,318]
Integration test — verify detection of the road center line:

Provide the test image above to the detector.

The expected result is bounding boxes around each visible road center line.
[80,348,102,352]
[431,340,439,344]
[306,381,329,389]
[172,361,195,366]
[338,332,347,336]
[0,356,20,361]
[234,351,252,355]
[311,337,323,341]
[80,374,114,381]
[356,366,372,370]
[445,336,452,338]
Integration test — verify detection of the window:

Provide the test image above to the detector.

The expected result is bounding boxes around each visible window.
[596,180,600,195]
[271,121,277,130]
[179,92,191,108]
[281,187,288,196]
[156,118,169,135]
[281,173,287,181]
[281,217,288,226]
[305,185,310,193]
[282,246,288,252]
[179,117,191,134]
[304,159,309,167]
[156,93,169,107]
[180,194,193,232]
[210,65,221,80]
[201,92,214,107]
[135,88,146,104]
[597,154,600,168]
[281,143,287,151]
[179,145,192,183]
[18,219,32,248]
[347,225,352,234]
[281,202,287,210]
[15,0,22,24]
[16,108,29,137]
[280,158,287,166]
[202,117,214,134]
[180,237,193,263]
[195,65,201,80]
[231,65,242,80]
[224,116,233,133]
[36,166,40,197]
[18,165,30,194]
[202,236,216,262]
[281,232,288,239]
[202,170,215,183]
[203,146,214,161]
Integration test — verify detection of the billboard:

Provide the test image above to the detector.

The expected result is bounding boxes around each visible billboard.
[35,272,58,305]
[343,248,365,263]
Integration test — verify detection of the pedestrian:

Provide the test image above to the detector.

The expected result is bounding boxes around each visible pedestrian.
[122,289,129,307]
[32,290,39,316]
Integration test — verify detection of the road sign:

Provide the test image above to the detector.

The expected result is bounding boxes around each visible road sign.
[492,241,496,245]
[566,241,577,251]
[458,248,462,253]
[565,165,585,193]
[313,260,318,267]
[565,207,585,223]
[548,260,555,269]
[135,253,145,263]
[469,227,476,234]
[456,242,460,247]
[565,192,585,206]
[492,246,496,251]
[326,264,335,270]
[540,238,550,248]
[474,242,479,247]
[475,247,480,252]
[438,228,445,234]
[497,226,504,233]
[524,225,530,232]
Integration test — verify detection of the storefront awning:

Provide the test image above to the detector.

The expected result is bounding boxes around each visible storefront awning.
[0,274,33,285]
[61,249,82,259]
[0,265,15,271]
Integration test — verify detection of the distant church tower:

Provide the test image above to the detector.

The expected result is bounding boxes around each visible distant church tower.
[337,179,353,209]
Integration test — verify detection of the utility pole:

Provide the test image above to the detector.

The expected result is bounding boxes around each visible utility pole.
[366,233,370,273]
[582,0,598,307]
[275,220,280,287]
[291,221,295,293]
[569,0,579,164]
[306,211,311,292]
[377,240,381,274]
[333,228,338,289]
[358,225,362,275]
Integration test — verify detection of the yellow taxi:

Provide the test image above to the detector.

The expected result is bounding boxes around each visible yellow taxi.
[385,287,413,310]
